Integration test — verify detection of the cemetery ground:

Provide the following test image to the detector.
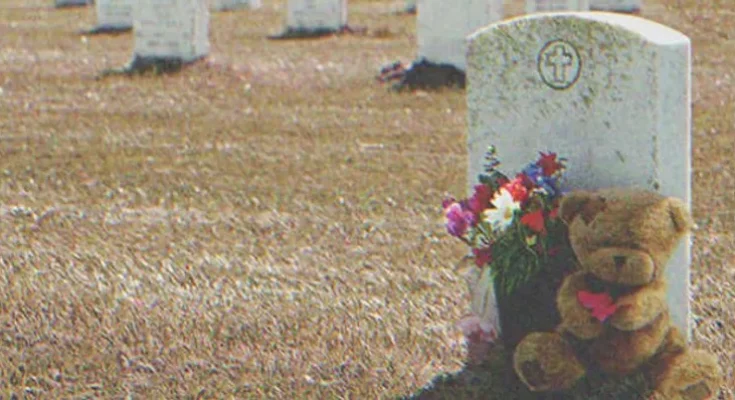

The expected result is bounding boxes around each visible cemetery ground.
[0,0,733,398]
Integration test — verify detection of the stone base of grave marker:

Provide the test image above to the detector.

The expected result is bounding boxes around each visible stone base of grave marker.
[211,0,261,11]
[377,59,466,90]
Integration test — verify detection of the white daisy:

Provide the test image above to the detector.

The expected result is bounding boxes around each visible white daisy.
[483,188,520,233]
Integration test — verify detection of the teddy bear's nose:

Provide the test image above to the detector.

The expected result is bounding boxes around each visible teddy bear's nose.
[613,256,627,269]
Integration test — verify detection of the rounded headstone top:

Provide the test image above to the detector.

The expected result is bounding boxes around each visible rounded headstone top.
[468,12,689,46]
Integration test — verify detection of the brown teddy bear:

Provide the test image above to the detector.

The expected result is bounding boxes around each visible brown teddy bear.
[512,188,722,399]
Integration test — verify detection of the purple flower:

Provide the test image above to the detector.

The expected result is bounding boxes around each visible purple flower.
[445,202,475,237]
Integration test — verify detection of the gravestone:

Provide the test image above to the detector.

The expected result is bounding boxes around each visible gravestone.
[211,0,261,11]
[55,0,91,7]
[589,0,641,13]
[417,0,503,72]
[128,0,209,71]
[466,13,692,339]
[284,0,348,35]
[94,0,134,32]
[380,0,502,90]
[526,0,589,13]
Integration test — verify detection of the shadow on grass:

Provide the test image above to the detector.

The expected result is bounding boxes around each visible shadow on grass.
[97,56,206,79]
[267,25,367,40]
[79,25,132,36]
[399,346,653,400]
[54,0,93,9]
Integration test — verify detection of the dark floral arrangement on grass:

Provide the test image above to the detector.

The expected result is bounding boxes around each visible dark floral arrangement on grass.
[442,146,569,296]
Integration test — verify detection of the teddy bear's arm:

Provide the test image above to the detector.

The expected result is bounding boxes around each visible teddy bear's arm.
[609,279,668,331]
[557,271,604,339]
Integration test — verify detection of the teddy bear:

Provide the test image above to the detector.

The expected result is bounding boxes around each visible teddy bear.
[512,188,722,399]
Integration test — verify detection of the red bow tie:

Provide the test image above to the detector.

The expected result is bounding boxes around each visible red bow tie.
[577,290,618,322]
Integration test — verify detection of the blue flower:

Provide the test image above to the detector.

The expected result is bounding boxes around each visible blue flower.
[522,163,561,197]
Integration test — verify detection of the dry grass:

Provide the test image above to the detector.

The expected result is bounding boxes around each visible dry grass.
[0,0,732,398]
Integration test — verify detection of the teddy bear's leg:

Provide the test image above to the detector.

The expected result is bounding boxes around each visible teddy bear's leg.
[513,332,586,392]
[649,330,722,400]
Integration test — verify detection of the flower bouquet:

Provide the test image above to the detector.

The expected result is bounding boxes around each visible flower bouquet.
[442,146,577,351]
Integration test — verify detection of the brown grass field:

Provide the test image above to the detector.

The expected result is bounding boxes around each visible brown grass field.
[0,0,733,398]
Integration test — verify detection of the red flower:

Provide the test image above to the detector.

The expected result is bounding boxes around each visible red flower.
[468,184,493,216]
[548,207,559,219]
[473,247,492,267]
[520,210,546,233]
[503,177,529,203]
[537,152,564,176]
[516,172,533,189]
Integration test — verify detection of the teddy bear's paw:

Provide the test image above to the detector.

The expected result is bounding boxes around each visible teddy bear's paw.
[653,381,714,400]
[513,332,585,391]
[680,381,714,400]
[653,350,722,400]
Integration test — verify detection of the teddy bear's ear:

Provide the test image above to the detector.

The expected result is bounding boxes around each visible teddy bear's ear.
[559,191,606,224]
[666,198,693,234]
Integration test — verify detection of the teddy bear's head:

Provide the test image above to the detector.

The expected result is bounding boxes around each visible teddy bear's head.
[559,188,693,287]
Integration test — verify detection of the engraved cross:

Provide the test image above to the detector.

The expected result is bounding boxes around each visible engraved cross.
[544,44,574,83]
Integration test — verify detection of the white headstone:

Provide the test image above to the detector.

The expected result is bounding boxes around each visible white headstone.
[466,13,691,339]
[96,0,134,30]
[211,0,261,11]
[55,0,90,7]
[417,0,503,71]
[589,0,641,13]
[134,0,210,62]
[286,0,347,32]
[526,0,589,13]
